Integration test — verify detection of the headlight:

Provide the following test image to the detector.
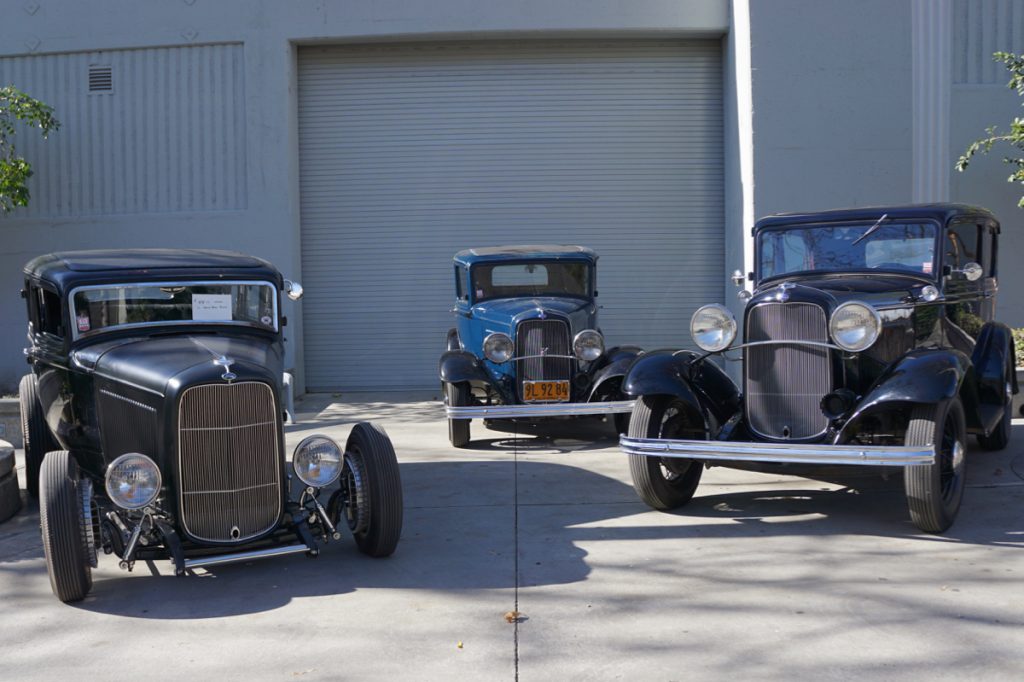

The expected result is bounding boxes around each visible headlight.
[829,301,881,352]
[292,436,343,488]
[690,304,737,352]
[105,453,161,510]
[573,329,605,362]
[483,332,514,363]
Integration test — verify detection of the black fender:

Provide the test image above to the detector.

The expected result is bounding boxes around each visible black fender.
[622,350,740,426]
[439,350,490,385]
[839,348,979,439]
[587,346,643,400]
[971,321,1017,405]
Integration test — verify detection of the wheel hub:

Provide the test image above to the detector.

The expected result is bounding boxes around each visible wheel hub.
[341,453,368,533]
[79,478,98,568]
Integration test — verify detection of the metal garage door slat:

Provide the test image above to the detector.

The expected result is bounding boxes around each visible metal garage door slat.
[298,40,724,391]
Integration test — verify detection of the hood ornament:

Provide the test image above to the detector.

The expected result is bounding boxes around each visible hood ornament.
[776,282,797,302]
[214,355,237,383]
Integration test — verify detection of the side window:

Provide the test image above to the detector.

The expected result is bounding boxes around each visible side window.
[34,287,64,338]
[455,266,469,301]
[982,228,996,276]
[944,223,979,270]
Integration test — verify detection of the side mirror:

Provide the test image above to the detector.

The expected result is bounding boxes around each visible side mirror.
[947,262,983,282]
[284,279,304,301]
[731,269,745,287]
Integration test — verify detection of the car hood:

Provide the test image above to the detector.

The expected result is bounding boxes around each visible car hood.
[752,273,933,310]
[470,297,595,332]
[73,333,283,396]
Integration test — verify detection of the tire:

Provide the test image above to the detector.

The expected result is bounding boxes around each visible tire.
[39,451,92,603]
[904,399,967,534]
[977,375,1012,451]
[20,374,58,499]
[0,446,21,523]
[445,381,471,448]
[626,396,704,510]
[342,422,403,557]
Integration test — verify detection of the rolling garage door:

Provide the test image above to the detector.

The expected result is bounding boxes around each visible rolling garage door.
[298,40,723,391]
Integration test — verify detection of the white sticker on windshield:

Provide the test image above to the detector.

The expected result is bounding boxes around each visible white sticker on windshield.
[192,294,232,321]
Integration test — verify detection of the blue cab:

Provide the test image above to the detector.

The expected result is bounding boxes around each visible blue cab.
[439,245,641,447]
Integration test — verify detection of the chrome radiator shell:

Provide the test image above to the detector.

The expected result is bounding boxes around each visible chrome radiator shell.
[515,318,573,401]
[744,302,832,440]
[176,381,282,544]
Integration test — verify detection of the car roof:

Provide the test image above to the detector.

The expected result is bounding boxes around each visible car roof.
[24,249,283,293]
[453,245,597,266]
[754,203,999,232]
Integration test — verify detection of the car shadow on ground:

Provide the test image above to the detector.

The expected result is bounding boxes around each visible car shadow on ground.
[1,452,1019,619]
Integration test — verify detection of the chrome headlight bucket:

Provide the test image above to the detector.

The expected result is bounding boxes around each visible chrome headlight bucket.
[690,304,737,352]
[105,453,161,510]
[292,436,344,488]
[829,301,881,352]
[573,329,605,362]
[483,332,514,363]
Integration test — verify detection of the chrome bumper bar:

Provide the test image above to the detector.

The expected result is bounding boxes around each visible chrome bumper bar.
[619,436,935,467]
[184,543,311,570]
[446,400,635,419]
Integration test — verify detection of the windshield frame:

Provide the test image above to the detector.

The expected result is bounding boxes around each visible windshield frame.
[67,279,280,341]
[469,259,594,304]
[754,218,942,285]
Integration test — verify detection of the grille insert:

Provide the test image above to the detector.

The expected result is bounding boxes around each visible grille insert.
[745,303,831,440]
[515,318,572,401]
[177,382,281,543]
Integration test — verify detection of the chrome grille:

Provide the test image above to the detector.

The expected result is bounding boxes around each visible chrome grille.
[177,382,282,543]
[745,303,831,440]
[515,318,572,401]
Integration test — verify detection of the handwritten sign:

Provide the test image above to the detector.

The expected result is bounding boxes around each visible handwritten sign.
[192,294,233,321]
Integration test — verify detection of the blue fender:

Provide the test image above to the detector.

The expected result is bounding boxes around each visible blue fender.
[622,350,741,424]
[439,350,490,385]
[587,346,643,400]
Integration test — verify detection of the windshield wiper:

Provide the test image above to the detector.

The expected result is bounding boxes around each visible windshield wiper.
[851,213,889,246]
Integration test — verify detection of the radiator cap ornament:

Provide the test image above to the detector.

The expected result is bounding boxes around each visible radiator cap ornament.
[775,282,797,302]
[214,355,237,383]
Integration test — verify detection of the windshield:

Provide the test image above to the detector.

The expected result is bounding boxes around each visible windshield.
[71,281,278,339]
[471,261,591,302]
[758,221,939,280]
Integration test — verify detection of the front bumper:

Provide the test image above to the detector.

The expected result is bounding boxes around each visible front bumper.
[445,400,634,419]
[619,436,935,466]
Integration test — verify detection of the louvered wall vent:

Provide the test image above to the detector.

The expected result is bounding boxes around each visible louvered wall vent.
[88,64,113,93]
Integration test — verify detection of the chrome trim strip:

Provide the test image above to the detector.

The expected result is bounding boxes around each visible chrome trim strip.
[446,399,634,419]
[619,436,935,466]
[184,544,310,570]
[99,388,157,413]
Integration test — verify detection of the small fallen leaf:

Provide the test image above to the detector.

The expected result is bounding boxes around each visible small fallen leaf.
[504,610,522,623]
[457,641,463,649]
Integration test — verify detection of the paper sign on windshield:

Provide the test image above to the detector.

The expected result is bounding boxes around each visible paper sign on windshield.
[192,294,233,321]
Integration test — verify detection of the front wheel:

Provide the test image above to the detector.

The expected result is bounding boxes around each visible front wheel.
[342,422,403,557]
[904,399,967,533]
[445,381,471,448]
[627,396,704,510]
[39,451,94,603]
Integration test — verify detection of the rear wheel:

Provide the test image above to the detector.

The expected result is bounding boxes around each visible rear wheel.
[627,396,704,510]
[445,381,471,448]
[904,399,967,533]
[0,446,22,524]
[342,422,403,557]
[19,374,58,499]
[39,450,93,602]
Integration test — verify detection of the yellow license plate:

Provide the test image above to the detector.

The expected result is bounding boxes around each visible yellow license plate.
[523,380,570,402]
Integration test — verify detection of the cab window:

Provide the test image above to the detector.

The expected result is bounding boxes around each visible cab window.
[33,286,64,338]
[945,223,979,270]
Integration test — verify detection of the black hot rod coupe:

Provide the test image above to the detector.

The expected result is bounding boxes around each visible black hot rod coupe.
[620,204,1016,533]
[20,250,403,602]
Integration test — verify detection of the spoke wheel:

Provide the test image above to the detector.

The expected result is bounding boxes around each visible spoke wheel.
[904,399,967,533]
[627,396,704,510]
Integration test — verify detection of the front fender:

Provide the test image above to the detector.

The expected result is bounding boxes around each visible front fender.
[587,347,643,400]
[622,350,740,424]
[439,350,491,385]
[839,349,975,440]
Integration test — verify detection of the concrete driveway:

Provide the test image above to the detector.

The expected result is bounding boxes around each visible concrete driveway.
[1,395,1022,680]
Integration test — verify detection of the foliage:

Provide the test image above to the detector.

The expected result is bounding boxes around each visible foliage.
[1012,327,1024,367]
[0,86,60,212]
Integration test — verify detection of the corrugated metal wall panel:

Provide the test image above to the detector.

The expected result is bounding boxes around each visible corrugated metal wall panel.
[954,0,1024,84]
[298,40,724,391]
[0,43,246,217]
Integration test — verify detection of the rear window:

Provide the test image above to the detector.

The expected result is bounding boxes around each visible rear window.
[471,262,591,302]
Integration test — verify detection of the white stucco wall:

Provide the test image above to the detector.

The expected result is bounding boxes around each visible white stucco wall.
[0,0,728,393]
